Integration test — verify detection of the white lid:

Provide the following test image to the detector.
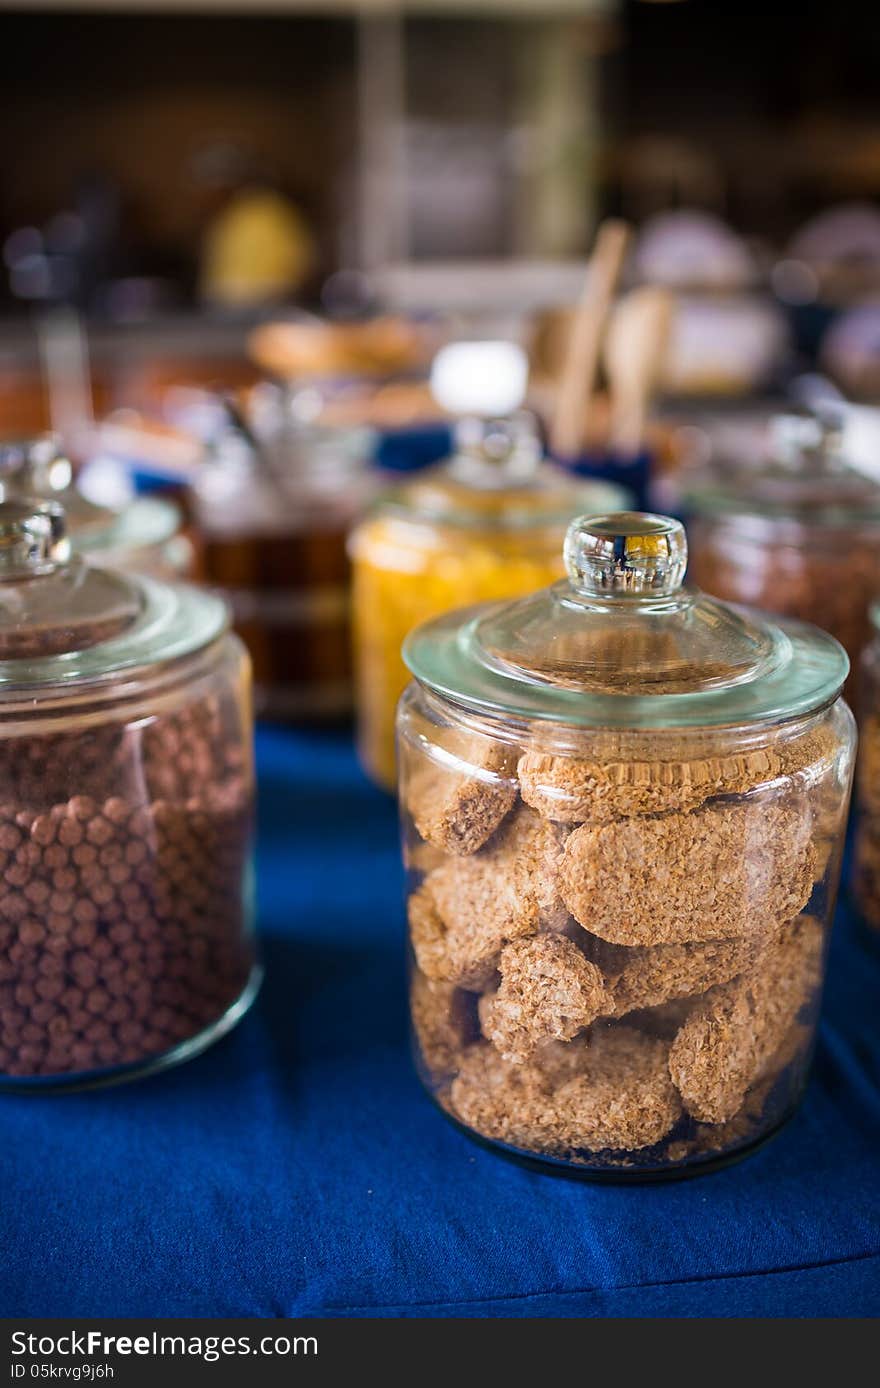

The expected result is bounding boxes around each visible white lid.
[430,341,529,418]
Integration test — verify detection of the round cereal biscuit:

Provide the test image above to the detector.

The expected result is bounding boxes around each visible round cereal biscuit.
[404,733,517,857]
[478,934,610,1062]
[554,1026,683,1151]
[415,808,569,988]
[668,914,824,1124]
[561,799,815,946]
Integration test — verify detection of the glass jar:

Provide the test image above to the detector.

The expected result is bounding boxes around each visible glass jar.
[0,437,192,581]
[350,417,629,789]
[190,403,372,722]
[398,511,854,1178]
[0,497,257,1088]
[685,414,880,692]
[855,606,880,928]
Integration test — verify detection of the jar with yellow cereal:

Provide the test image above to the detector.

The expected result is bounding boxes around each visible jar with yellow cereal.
[349,415,628,788]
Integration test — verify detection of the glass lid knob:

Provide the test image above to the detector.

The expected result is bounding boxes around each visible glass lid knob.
[0,498,70,578]
[564,511,688,597]
[769,412,841,470]
[0,435,73,496]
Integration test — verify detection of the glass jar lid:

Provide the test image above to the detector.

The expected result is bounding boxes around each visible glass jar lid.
[684,412,880,526]
[0,497,227,688]
[403,511,849,729]
[375,415,629,531]
[0,437,182,556]
[194,401,372,536]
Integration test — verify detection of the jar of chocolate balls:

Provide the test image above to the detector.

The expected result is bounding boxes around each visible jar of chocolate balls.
[398,512,855,1179]
[0,497,258,1088]
[0,436,192,581]
[684,413,880,705]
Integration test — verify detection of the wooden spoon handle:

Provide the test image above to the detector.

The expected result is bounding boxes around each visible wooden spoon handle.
[550,219,631,459]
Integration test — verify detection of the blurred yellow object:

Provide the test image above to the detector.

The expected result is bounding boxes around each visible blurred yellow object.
[349,426,629,790]
[201,187,315,307]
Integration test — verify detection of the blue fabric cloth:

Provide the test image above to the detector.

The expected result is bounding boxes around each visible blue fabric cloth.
[1,726,879,1318]
[552,449,654,511]
[373,424,453,474]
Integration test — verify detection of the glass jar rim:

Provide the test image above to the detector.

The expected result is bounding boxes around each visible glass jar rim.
[0,575,229,692]
[74,494,182,554]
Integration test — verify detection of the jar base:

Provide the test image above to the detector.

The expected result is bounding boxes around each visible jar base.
[0,963,263,1094]
[430,1091,799,1184]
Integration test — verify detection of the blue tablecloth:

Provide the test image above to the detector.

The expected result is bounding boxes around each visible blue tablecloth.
[2,727,879,1318]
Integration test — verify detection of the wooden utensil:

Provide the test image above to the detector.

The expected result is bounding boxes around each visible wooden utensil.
[550,219,631,459]
[604,286,674,455]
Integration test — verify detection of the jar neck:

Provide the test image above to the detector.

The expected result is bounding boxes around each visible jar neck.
[406,678,839,756]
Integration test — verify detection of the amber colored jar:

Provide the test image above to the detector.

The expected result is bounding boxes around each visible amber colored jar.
[191,407,373,721]
[685,415,880,697]
[0,497,258,1088]
[350,416,629,789]
[854,609,880,928]
[398,512,854,1178]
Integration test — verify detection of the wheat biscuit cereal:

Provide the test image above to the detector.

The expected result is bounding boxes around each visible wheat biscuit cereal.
[605,936,763,1016]
[410,969,478,1076]
[446,1041,568,1151]
[403,837,447,878]
[518,721,838,825]
[561,799,815,945]
[554,1027,683,1151]
[478,935,610,1062]
[404,735,517,857]
[666,1019,813,1164]
[668,915,824,1123]
[448,1026,682,1155]
[407,883,475,984]
[411,809,569,988]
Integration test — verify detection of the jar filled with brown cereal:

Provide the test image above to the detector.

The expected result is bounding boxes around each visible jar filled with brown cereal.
[398,511,855,1178]
[854,605,880,929]
[684,413,880,702]
[0,496,258,1088]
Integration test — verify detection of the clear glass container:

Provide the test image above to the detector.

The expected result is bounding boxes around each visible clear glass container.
[0,496,257,1088]
[350,416,629,789]
[191,402,372,721]
[685,414,880,695]
[398,511,855,1179]
[0,437,192,581]
[854,604,880,929]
